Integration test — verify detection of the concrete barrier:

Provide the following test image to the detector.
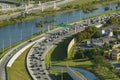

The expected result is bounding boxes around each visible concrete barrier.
[67,66,83,80]
[67,38,75,59]
[7,37,45,67]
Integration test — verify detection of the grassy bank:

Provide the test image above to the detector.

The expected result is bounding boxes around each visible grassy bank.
[0,25,58,59]
[49,68,73,80]
[0,0,120,27]
[45,35,120,80]
[7,46,32,80]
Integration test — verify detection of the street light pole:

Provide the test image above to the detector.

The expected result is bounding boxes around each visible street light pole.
[9,36,12,50]
[41,3,44,12]
[21,29,23,40]
[61,69,63,80]
[54,0,56,9]
[2,40,4,54]
[39,1,41,6]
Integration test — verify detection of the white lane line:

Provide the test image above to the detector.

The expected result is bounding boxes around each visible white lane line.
[7,37,45,67]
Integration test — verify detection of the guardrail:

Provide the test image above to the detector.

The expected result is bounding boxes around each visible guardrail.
[67,38,75,59]
[67,66,82,80]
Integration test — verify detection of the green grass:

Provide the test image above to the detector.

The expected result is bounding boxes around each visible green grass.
[7,47,32,80]
[0,25,59,59]
[74,71,86,80]
[59,0,120,8]
[45,34,120,80]
[0,0,120,27]
[51,36,74,61]
[91,66,120,80]
[45,46,56,64]
[52,59,93,68]
[49,68,73,80]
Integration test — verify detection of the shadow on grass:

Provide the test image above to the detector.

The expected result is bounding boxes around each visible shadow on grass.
[51,36,74,61]
[73,58,90,62]
[49,72,73,80]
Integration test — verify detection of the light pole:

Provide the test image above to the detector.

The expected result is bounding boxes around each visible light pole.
[80,11,81,19]
[21,29,23,40]
[61,69,63,80]
[41,3,44,12]
[2,40,4,54]
[31,27,33,39]
[53,0,56,9]
[74,23,77,34]
[39,1,41,6]
[9,36,12,50]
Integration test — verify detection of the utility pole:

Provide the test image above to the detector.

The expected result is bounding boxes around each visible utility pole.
[39,1,41,6]
[9,36,12,50]
[61,69,63,80]
[53,0,56,9]
[2,40,4,54]
[41,3,44,12]
[21,29,23,40]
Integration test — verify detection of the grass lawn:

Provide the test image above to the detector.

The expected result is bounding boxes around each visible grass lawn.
[74,70,86,80]
[45,46,56,64]
[7,47,32,80]
[45,34,120,80]
[51,36,74,61]
[59,0,120,8]
[52,59,92,68]
[49,68,73,80]
[0,0,119,28]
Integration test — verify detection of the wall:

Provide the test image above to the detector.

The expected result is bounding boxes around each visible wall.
[67,38,75,59]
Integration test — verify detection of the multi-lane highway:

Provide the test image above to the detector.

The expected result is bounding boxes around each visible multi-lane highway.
[0,11,120,80]
[0,0,74,21]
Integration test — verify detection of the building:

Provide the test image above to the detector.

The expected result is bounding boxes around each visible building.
[87,37,115,47]
[99,29,114,37]
[108,49,120,61]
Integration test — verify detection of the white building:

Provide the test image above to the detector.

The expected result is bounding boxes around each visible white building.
[87,38,115,47]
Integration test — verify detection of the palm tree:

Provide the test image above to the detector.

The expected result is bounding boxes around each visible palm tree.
[50,19,56,30]
[45,19,56,32]
[35,21,44,34]
[53,0,56,9]
[36,19,56,33]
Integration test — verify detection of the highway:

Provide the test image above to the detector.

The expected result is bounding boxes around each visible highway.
[0,27,64,80]
[0,11,120,80]
[27,25,82,80]
[0,0,74,21]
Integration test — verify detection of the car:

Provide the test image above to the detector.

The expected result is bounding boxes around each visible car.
[28,39,33,42]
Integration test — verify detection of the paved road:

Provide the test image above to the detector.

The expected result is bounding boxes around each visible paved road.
[0,27,63,80]
[1,11,120,80]
[27,22,84,80]
[0,0,74,21]
[53,66,99,80]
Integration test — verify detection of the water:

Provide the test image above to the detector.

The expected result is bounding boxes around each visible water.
[0,2,119,49]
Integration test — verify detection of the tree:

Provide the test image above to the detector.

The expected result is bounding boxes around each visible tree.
[107,16,119,24]
[74,49,85,59]
[92,55,106,67]
[35,19,56,33]
[35,21,44,33]
[44,19,56,32]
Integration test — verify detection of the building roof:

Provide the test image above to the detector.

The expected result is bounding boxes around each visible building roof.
[90,37,116,43]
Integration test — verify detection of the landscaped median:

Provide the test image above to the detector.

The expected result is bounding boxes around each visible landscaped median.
[7,37,46,80]
[7,46,32,80]
[67,66,86,80]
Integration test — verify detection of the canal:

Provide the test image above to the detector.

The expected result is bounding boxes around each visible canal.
[0,2,119,49]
